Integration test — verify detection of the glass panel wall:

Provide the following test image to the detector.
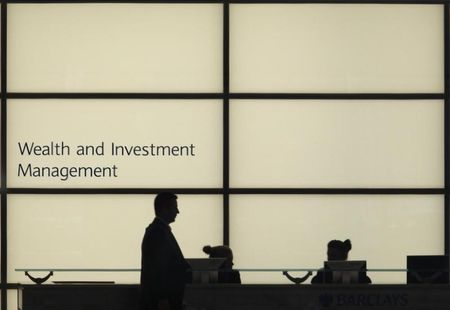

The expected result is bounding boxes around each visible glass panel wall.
[6,291,16,310]
[7,100,222,188]
[230,4,443,93]
[8,4,223,92]
[7,194,222,283]
[0,2,446,303]
[230,100,444,188]
[230,195,444,284]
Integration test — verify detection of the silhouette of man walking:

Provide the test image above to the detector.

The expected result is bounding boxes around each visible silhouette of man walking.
[140,193,189,310]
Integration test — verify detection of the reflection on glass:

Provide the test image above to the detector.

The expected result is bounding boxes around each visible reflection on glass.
[7,195,223,283]
[230,100,444,188]
[230,195,444,284]
[8,100,222,188]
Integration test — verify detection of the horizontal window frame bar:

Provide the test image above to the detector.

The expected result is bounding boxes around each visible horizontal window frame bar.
[7,93,224,100]
[5,188,446,195]
[229,0,446,4]
[6,0,447,4]
[229,188,446,194]
[8,1,224,4]
[6,188,224,194]
[231,93,444,100]
[6,93,444,100]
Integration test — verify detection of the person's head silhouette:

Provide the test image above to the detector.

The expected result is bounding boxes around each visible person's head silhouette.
[154,192,179,224]
[203,245,235,268]
[327,239,352,261]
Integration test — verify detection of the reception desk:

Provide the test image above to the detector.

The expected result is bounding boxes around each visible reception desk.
[18,283,450,310]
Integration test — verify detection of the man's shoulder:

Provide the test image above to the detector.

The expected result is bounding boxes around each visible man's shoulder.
[148,217,167,228]
[144,218,168,236]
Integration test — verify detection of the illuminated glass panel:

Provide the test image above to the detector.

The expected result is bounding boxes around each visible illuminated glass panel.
[7,195,222,283]
[8,4,222,92]
[8,100,222,188]
[230,100,444,188]
[7,290,16,310]
[230,4,443,93]
[230,195,444,284]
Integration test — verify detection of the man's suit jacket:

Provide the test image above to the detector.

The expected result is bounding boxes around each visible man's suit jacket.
[140,217,189,310]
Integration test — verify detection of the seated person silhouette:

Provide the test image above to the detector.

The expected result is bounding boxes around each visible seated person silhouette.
[311,239,371,284]
[203,245,241,284]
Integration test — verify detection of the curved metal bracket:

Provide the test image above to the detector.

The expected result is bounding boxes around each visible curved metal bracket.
[25,271,54,284]
[409,270,444,284]
[283,271,313,284]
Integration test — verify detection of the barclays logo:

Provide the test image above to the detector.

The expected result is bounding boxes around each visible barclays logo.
[318,293,408,307]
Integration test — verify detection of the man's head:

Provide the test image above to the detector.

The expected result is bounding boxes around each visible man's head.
[154,192,179,224]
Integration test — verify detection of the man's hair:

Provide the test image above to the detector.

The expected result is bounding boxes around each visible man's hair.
[154,192,178,215]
